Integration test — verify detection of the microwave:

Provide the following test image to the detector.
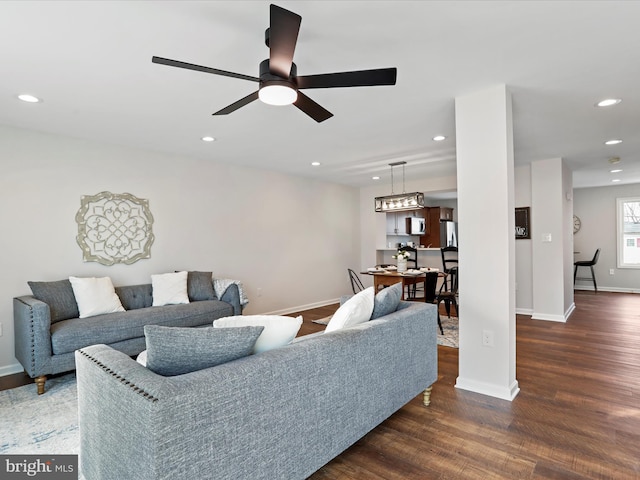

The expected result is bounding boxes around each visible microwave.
[407,217,426,235]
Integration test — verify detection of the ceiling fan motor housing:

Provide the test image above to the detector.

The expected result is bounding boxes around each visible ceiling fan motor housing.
[259,58,297,89]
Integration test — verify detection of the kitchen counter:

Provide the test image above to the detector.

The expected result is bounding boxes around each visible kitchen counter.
[375,248,444,270]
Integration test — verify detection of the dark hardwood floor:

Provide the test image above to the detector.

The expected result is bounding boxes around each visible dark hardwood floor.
[302,291,640,480]
[2,291,639,479]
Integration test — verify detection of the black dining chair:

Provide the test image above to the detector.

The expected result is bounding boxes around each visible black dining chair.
[574,248,600,292]
[432,266,458,335]
[347,268,365,294]
[440,246,458,291]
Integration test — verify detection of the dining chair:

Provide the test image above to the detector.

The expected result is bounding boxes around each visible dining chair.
[440,246,458,291]
[432,266,458,335]
[574,248,600,292]
[348,268,365,294]
[399,246,422,299]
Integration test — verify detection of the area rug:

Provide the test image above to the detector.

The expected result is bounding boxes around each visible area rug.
[313,315,458,348]
[0,373,79,455]
[438,316,459,348]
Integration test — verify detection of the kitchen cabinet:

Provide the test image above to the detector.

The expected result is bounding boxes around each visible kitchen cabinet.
[432,207,453,221]
[419,207,455,248]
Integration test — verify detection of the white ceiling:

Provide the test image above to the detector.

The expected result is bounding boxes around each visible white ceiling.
[1,1,639,189]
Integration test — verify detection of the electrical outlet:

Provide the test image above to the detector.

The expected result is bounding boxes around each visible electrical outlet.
[0,322,3,337]
[609,269,615,275]
[257,287,262,297]
[482,330,494,347]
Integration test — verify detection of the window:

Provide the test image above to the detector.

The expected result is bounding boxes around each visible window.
[617,197,640,268]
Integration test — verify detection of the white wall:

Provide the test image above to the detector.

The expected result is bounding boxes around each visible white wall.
[0,125,360,374]
[574,183,640,292]
[514,165,533,314]
[531,158,574,321]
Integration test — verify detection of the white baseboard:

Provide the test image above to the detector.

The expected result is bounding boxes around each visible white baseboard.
[262,298,341,316]
[455,377,520,401]
[575,285,640,294]
[515,307,533,316]
[531,313,567,322]
[0,363,24,377]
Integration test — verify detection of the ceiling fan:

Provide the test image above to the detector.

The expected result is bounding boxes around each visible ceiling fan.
[152,4,397,123]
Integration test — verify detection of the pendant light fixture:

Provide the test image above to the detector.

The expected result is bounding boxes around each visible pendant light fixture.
[374,161,425,212]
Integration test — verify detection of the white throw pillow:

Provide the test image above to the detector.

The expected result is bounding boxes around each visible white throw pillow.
[324,286,375,333]
[68,276,125,319]
[213,315,303,354]
[151,271,189,306]
[136,350,148,366]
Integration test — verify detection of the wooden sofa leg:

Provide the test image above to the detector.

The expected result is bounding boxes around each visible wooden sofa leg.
[423,386,433,406]
[35,375,46,395]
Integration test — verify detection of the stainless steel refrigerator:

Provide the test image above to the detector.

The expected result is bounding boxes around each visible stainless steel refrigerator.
[440,221,458,247]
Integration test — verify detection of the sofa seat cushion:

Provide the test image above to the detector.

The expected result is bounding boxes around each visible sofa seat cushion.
[50,300,233,355]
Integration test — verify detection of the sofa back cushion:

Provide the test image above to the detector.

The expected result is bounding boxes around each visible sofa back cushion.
[115,284,153,310]
[28,279,79,323]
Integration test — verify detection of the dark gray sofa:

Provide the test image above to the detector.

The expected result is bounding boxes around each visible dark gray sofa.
[14,281,242,394]
[75,300,438,480]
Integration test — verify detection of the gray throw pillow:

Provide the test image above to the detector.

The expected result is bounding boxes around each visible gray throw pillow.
[144,325,264,376]
[186,271,216,301]
[370,282,402,320]
[28,279,79,323]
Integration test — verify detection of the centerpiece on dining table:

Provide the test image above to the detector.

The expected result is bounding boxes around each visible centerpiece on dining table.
[393,249,410,273]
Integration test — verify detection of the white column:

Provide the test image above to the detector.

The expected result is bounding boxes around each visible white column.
[454,84,519,401]
[531,158,575,321]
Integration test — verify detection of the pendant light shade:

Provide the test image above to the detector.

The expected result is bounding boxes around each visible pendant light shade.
[375,192,425,212]
[374,161,424,212]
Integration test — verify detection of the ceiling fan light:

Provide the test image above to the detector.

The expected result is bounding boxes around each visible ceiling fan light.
[259,84,297,106]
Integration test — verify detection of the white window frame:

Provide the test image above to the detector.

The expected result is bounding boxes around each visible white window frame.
[616,196,640,269]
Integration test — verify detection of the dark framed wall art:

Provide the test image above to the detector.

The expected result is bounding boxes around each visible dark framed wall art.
[515,207,530,239]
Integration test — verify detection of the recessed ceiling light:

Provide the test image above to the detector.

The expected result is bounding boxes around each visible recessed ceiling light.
[17,94,41,103]
[372,176,380,180]
[610,169,623,173]
[201,136,215,142]
[612,179,621,183]
[605,139,622,145]
[432,135,446,142]
[596,98,622,107]
[311,162,321,166]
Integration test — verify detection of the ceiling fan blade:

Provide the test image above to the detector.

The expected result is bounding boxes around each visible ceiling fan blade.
[213,91,259,115]
[294,92,333,123]
[152,56,259,82]
[297,68,397,89]
[268,4,301,78]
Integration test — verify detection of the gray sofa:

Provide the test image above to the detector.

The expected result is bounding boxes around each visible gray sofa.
[14,280,242,395]
[75,300,438,480]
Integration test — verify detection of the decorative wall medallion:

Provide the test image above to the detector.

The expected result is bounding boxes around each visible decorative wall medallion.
[76,191,154,265]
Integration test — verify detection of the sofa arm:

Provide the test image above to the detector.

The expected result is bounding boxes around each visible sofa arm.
[13,296,53,378]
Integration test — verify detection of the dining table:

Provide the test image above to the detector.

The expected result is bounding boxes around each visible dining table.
[361,269,444,301]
